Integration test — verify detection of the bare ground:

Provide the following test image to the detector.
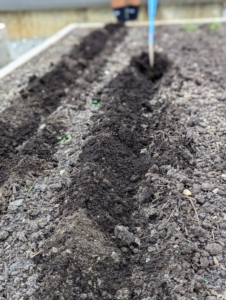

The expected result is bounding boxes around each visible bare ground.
[0,23,226,300]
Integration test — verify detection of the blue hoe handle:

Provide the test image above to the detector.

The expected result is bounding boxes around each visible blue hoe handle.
[148,0,158,45]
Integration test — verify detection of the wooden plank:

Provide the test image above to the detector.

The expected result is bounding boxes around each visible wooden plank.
[0,2,223,39]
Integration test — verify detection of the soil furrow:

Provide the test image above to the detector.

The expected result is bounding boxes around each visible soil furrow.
[1,24,226,300]
[32,24,226,300]
[32,52,195,299]
[0,24,126,187]
[0,26,139,300]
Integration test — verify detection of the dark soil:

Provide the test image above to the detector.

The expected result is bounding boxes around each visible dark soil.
[75,23,123,60]
[131,52,170,81]
[77,53,171,235]
[33,52,197,299]
[0,23,126,187]
[1,23,226,300]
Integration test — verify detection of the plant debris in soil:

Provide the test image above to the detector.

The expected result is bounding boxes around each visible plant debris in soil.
[1,23,226,300]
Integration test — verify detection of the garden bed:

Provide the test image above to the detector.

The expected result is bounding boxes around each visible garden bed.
[0,22,226,300]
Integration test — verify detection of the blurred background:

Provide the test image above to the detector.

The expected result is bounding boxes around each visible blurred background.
[0,0,226,38]
[0,0,226,65]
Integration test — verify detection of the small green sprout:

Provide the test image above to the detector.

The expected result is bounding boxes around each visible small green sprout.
[92,99,100,107]
[203,278,208,284]
[209,22,220,34]
[23,185,33,190]
[175,250,179,254]
[56,134,72,142]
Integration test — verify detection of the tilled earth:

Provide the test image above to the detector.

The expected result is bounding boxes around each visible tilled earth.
[0,23,226,300]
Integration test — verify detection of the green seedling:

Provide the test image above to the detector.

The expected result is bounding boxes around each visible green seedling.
[182,23,199,33]
[56,134,72,142]
[209,22,220,34]
[175,250,179,254]
[92,99,101,107]
[203,278,208,284]
[24,185,33,190]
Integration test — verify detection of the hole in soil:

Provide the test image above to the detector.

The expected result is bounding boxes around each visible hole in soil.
[131,52,170,81]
